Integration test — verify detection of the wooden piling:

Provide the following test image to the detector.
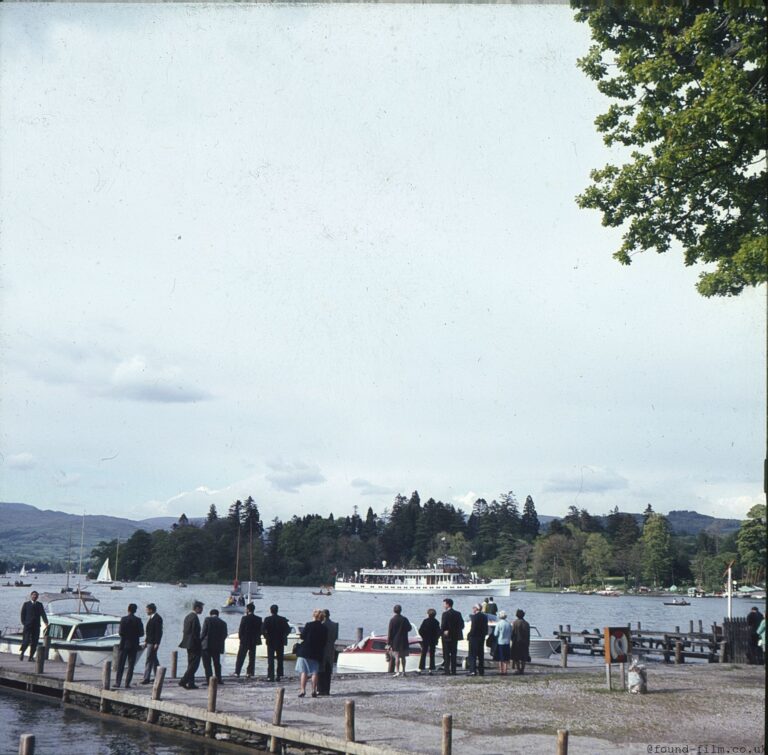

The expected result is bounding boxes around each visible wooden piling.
[441,714,452,755]
[345,700,355,743]
[561,641,568,668]
[205,678,218,738]
[619,662,626,690]
[62,653,77,703]
[718,640,727,663]
[689,620,694,634]
[556,729,569,755]
[355,627,364,643]
[34,650,45,675]
[270,686,285,754]
[18,734,35,755]
[675,641,684,665]
[100,660,112,713]
[147,666,166,724]
[111,645,119,670]
[170,650,178,679]
[662,634,671,664]
[604,663,611,690]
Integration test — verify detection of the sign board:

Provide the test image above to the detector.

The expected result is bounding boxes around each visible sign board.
[603,627,631,664]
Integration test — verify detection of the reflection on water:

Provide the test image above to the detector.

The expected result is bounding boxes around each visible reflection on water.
[1,688,233,755]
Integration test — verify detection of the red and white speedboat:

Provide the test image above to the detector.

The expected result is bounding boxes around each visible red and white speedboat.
[336,633,426,674]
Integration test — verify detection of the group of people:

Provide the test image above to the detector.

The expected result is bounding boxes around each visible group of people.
[177,601,292,689]
[386,597,531,677]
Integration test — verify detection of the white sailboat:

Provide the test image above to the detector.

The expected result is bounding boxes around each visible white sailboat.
[19,563,28,578]
[95,558,113,585]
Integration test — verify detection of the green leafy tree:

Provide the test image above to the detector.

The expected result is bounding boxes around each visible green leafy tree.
[641,513,673,587]
[574,6,767,296]
[583,532,613,586]
[521,495,540,540]
[736,504,767,584]
[206,504,218,523]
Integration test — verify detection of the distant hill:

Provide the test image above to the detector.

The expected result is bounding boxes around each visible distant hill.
[541,509,741,536]
[0,502,176,569]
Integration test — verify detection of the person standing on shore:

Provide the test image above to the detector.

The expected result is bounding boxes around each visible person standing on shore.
[201,609,228,686]
[511,608,531,675]
[440,598,463,675]
[387,604,412,677]
[493,610,512,675]
[318,608,338,695]
[115,603,144,688]
[234,603,261,678]
[19,590,47,662]
[263,604,291,682]
[466,603,488,676]
[746,606,764,664]
[418,608,440,674]
[178,600,204,689]
[141,603,163,685]
[296,608,327,698]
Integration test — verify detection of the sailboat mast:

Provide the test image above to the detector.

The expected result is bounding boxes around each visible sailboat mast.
[115,537,120,582]
[77,509,85,589]
[234,524,241,588]
[65,526,72,590]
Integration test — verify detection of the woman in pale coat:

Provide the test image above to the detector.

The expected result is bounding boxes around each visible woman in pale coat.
[493,610,512,675]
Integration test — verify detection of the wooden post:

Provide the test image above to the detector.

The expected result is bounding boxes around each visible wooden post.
[675,641,684,665]
[43,635,51,660]
[636,621,641,632]
[147,666,166,724]
[269,687,285,753]
[698,619,703,634]
[100,660,112,713]
[556,729,569,755]
[566,624,571,633]
[205,678,218,737]
[605,663,611,690]
[345,700,355,742]
[18,734,35,755]
[662,634,671,664]
[62,653,77,703]
[355,627,364,643]
[170,650,178,679]
[675,625,680,634]
[35,650,45,675]
[442,714,452,755]
[718,640,727,663]
[689,620,694,634]
[619,662,626,690]
[112,645,119,669]
[561,640,568,668]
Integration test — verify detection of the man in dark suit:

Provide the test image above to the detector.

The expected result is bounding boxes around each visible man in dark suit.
[262,604,290,682]
[20,591,48,662]
[317,608,338,695]
[440,598,464,675]
[178,600,204,689]
[466,603,489,676]
[141,603,163,684]
[234,603,262,678]
[200,608,228,685]
[115,603,144,688]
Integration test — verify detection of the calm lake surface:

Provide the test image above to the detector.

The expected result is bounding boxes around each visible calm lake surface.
[0,575,757,754]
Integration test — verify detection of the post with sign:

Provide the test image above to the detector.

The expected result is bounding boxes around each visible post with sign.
[603,627,631,691]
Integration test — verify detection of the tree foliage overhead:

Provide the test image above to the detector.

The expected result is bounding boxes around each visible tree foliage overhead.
[574,5,767,296]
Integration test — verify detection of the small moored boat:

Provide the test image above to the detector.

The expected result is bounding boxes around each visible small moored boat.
[335,633,425,674]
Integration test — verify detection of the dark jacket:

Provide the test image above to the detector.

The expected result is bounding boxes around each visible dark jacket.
[418,617,441,647]
[201,616,229,654]
[387,614,412,654]
[440,608,464,641]
[21,600,48,629]
[467,611,489,640]
[145,613,163,645]
[322,619,339,666]
[263,613,291,647]
[179,611,201,651]
[119,613,145,650]
[511,618,531,660]
[299,620,327,662]
[238,613,263,646]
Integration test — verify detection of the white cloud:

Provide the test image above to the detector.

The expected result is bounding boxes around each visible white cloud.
[543,466,629,495]
[265,459,326,494]
[53,471,81,488]
[5,452,37,470]
[106,356,212,403]
[350,478,397,496]
[452,491,482,512]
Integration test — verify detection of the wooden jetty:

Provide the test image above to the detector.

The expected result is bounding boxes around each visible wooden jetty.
[0,650,417,754]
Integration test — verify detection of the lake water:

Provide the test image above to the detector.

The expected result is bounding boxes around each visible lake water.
[1,575,758,753]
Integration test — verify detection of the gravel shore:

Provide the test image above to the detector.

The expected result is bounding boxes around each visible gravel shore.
[227,660,766,754]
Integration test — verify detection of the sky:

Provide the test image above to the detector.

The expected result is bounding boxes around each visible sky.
[0,3,764,525]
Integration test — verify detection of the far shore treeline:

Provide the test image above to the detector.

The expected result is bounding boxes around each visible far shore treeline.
[78,493,764,591]
[1,494,763,591]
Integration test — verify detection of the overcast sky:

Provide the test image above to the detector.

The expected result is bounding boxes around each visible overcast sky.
[0,3,764,526]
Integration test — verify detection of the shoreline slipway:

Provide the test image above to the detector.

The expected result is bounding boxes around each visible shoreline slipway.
[1,651,764,754]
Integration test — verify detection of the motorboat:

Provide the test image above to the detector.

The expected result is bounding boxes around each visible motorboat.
[335,556,510,596]
[223,620,303,659]
[0,591,134,666]
[335,633,426,674]
[221,580,263,614]
[136,582,153,589]
[663,598,690,606]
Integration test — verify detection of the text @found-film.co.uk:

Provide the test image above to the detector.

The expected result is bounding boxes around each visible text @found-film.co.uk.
[647,746,765,754]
